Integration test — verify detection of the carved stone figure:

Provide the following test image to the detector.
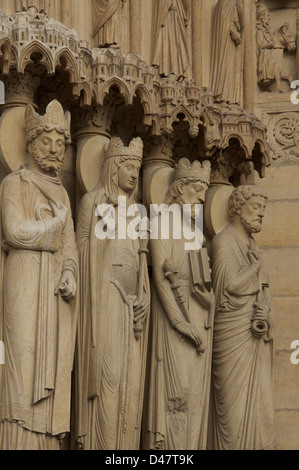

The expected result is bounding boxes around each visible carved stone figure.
[151,0,191,77]
[211,0,244,105]
[15,0,48,12]
[74,136,150,450]
[142,158,214,450]
[0,100,78,450]
[209,185,275,450]
[256,4,296,92]
[92,0,126,46]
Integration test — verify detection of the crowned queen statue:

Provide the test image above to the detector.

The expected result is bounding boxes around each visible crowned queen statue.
[74,136,150,450]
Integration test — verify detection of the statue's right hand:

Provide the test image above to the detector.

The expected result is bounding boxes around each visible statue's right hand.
[175,321,203,350]
[50,201,68,226]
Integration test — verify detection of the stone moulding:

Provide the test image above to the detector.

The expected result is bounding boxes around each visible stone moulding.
[0,6,271,178]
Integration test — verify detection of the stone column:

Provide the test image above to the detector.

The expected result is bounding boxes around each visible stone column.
[243,0,256,113]
[130,0,142,55]
[0,69,40,175]
[72,105,113,215]
[192,0,203,85]
[142,134,175,209]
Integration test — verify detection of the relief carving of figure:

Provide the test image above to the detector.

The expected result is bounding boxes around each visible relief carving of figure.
[142,159,214,450]
[256,4,296,93]
[211,0,244,105]
[92,0,127,47]
[0,100,78,450]
[15,0,49,12]
[151,0,191,78]
[74,137,150,450]
[209,185,275,450]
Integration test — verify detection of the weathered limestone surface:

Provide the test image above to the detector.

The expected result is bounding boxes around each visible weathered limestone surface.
[0,0,298,451]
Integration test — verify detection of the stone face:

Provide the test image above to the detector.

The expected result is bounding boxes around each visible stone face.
[0,0,298,451]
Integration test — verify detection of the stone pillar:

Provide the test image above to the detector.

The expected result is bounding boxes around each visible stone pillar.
[72,105,113,215]
[243,0,256,113]
[142,135,175,209]
[130,0,142,55]
[0,69,40,174]
[192,0,203,85]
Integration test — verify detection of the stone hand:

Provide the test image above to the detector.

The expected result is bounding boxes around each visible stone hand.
[133,293,149,323]
[231,30,241,45]
[175,321,203,350]
[55,269,76,302]
[193,281,212,310]
[50,200,68,226]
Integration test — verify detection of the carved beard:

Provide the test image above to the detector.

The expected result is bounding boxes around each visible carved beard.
[31,144,64,174]
[240,214,263,234]
[261,15,270,32]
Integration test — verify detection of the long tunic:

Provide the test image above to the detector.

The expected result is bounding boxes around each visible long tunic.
[152,0,190,77]
[142,212,213,450]
[209,224,275,450]
[0,168,78,450]
[211,0,243,104]
[74,188,149,450]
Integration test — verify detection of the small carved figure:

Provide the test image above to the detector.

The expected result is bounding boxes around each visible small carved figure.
[0,100,78,450]
[151,0,191,77]
[142,158,214,450]
[256,4,296,92]
[211,0,244,105]
[74,136,150,450]
[209,185,275,450]
[15,0,48,12]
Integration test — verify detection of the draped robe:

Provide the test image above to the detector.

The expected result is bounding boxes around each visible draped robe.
[0,168,78,450]
[142,211,213,450]
[151,0,191,77]
[209,224,275,450]
[211,0,243,104]
[74,187,149,450]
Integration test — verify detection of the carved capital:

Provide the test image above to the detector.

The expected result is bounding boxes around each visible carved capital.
[1,68,41,107]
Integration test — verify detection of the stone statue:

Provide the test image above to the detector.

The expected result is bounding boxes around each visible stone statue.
[209,185,275,450]
[142,158,214,450]
[151,0,191,77]
[211,0,244,105]
[92,0,127,47]
[256,4,296,93]
[0,100,78,450]
[74,136,150,450]
[15,0,48,12]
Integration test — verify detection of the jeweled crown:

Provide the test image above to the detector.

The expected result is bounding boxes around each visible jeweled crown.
[25,100,71,137]
[174,158,211,185]
[105,137,143,161]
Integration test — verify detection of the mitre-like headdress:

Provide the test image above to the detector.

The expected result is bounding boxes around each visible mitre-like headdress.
[104,137,143,161]
[174,158,211,185]
[25,99,71,138]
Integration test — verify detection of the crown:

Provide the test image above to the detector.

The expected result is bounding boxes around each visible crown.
[25,100,71,137]
[174,158,211,185]
[105,137,143,161]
